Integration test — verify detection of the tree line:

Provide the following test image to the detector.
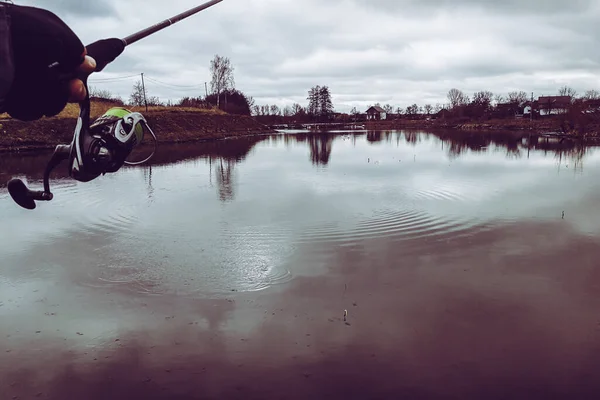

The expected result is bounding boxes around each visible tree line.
[252,85,335,123]
[253,84,600,123]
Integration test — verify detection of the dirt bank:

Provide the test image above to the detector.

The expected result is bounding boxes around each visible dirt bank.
[0,106,274,152]
[364,118,555,132]
[364,117,600,138]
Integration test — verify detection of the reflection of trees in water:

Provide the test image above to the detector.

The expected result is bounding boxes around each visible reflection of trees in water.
[296,132,334,166]
[142,165,154,201]
[215,158,235,202]
[404,131,420,145]
[366,131,382,143]
[309,134,333,165]
[424,130,592,165]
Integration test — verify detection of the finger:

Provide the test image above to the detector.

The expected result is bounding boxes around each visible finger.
[68,79,87,102]
[77,55,97,74]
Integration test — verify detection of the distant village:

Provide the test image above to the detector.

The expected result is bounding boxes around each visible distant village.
[253,87,600,130]
[359,95,599,122]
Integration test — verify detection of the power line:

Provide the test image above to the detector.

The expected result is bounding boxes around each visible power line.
[88,74,140,83]
[144,76,206,89]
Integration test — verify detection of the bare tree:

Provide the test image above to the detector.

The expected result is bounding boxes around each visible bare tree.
[383,104,394,114]
[472,91,493,106]
[270,104,281,116]
[494,94,505,105]
[210,54,235,108]
[396,106,404,115]
[583,89,600,100]
[559,86,577,101]
[406,104,419,115]
[89,86,120,101]
[447,88,468,109]
[507,91,529,107]
[434,104,442,113]
[283,105,293,117]
[423,104,433,115]
[291,103,304,115]
[129,80,146,106]
[251,105,260,116]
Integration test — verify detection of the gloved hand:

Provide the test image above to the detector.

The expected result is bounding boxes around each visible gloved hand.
[0,3,96,121]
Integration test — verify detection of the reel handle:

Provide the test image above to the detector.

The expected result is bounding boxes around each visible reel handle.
[7,144,70,210]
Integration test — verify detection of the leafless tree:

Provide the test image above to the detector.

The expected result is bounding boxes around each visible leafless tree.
[494,94,505,105]
[406,104,419,115]
[583,90,600,100]
[472,91,493,106]
[210,54,235,108]
[423,104,433,115]
[383,104,394,114]
[558,86,577,102]
[291,103,304,115]
[129,80,146,106]
[447,88,468,109]
[507,91,529,107]
[434,104,443,113]
[270,104,281,116]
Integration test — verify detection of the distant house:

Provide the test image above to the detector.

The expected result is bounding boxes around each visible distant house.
[536,96,571,115]
[434,108,451,119]
[582,98,600,113]
[493,102,524,119]
[366,105,387,121]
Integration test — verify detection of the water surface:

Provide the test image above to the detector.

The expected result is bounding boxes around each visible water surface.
[2,130,600,399]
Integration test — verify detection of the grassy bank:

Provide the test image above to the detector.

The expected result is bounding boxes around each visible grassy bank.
[0,100,274,152]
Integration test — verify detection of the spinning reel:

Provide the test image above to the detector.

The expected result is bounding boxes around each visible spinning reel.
[7,40,157,210]
[6,0,224,210]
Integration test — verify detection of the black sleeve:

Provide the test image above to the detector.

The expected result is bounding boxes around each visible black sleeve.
[2,4,85,121]
[0,4,15,113]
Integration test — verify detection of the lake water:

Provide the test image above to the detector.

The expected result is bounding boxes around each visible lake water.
[2,130,600,399]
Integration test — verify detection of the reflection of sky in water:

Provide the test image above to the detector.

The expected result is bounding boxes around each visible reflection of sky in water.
[1,131,600,301]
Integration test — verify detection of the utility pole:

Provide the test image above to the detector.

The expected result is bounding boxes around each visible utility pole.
[530,92,534,124]
[141,72,148,112]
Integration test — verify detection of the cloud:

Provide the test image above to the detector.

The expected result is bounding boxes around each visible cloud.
[14,0,600,112]
[19,0,116,17]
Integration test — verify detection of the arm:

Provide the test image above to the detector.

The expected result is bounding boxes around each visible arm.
[0,3,95,121]
[0,3,14,113]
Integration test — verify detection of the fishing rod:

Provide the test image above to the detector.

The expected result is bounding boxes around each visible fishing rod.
[7,0,224,210]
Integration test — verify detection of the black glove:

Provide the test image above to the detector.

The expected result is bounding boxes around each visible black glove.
[2,3,86,121]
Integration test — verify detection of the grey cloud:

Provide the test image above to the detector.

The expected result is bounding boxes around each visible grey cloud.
[18,0,116,16]
[32,0,600,113]
[358,0,595,15]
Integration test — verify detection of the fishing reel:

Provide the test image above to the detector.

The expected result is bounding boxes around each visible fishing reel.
[5,0,225,210]
[7,39,157,210]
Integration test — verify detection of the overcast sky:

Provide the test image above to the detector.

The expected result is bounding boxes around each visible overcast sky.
[18,0,600,113]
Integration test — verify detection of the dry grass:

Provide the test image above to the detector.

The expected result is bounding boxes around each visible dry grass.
[0,101,227,120]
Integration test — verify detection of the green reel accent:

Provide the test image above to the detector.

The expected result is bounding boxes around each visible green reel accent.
[92,107,145,144]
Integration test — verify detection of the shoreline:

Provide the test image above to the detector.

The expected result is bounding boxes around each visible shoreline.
[2,111,600,154]
[0,109,277,153]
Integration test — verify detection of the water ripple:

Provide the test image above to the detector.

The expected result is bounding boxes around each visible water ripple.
[296,208,482,245]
